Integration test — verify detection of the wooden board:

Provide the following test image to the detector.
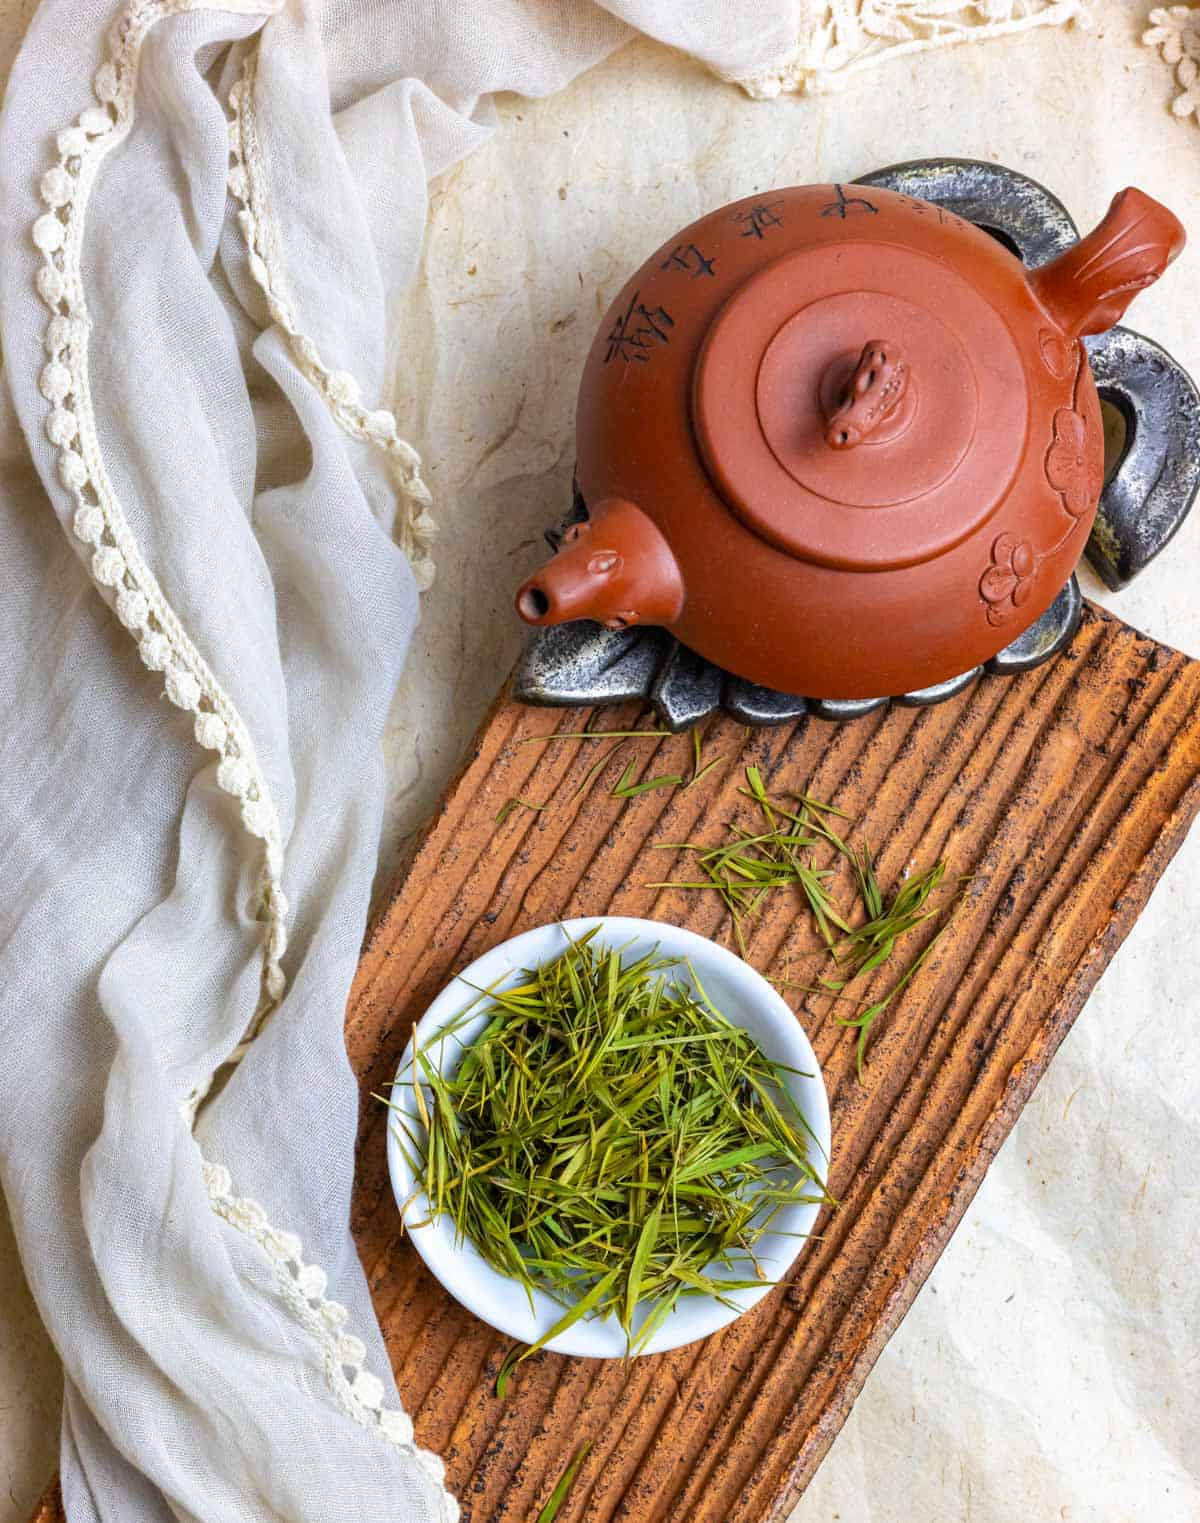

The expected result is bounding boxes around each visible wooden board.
[33,603,1200,1523]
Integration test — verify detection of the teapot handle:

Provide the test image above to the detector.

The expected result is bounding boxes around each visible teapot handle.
[1030,188,1185,341]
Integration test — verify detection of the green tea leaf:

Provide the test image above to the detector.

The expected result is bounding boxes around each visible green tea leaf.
[685,756,725,789]
[623,1203,662,1333]
[612,767,685,799]
[495,796,549,825]
[522,1267,620,1364]
[495,1343,524,1399]
[571,741,625,801]
[537,1441,594,1523]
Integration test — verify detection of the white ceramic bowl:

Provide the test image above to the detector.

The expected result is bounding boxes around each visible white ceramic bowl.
[385,916,831,1359]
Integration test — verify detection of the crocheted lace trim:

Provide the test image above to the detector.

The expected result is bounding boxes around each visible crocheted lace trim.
[1144,7,1200,122]
[728,0,1090,98]
[33,0,289,1035]
[226,51,438,589]
[36,2,451,1503]
[203,1161,459,1517]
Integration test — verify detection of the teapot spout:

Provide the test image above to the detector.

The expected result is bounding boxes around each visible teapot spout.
[1030,187,1185,342]
[516,498,685,632]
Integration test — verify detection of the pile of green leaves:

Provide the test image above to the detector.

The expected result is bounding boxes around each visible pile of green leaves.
[651,767,951,1075]
[385,927,830,1362]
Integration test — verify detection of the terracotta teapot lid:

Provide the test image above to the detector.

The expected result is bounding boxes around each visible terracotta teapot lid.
[692,239,1028,571]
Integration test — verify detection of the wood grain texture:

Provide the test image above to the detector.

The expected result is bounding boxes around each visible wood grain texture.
[32,603,1200,1523]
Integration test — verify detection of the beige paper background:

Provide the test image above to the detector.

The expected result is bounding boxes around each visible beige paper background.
[2,2,1198,1518]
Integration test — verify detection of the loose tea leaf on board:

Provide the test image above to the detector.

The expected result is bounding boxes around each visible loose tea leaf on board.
[495,796,549,825]
[652,768,954,1070]
[611,759,685,798]
[537,1440,594,1523]
[494,1343,524,1399]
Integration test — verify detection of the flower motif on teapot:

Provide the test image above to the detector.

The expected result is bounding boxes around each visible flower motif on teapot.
[980,532,1038,626]
[1046,406,1102,518]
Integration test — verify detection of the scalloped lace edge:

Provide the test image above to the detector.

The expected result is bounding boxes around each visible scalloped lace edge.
[33,0,290,1062]
[203,1160,459,1518]
[1144,7,1200,123]
[226,50,438,589]
[725,0,1090,98]
[35,2,452,1504]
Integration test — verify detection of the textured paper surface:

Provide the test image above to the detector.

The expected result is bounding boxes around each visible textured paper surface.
[2,3,1198,1519]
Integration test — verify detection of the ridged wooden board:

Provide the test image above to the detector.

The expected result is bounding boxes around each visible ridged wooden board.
[32,603,1200,1523]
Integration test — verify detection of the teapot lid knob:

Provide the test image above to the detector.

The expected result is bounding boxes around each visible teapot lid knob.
[824,340,910,450]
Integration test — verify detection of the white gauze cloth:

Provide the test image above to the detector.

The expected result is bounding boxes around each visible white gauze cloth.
[0,1,1085,1520]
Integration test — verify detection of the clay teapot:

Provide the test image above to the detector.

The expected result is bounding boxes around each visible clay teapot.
[515,181,1186,699]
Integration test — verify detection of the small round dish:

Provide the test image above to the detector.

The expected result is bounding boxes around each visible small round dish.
[385,916,832,1359]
